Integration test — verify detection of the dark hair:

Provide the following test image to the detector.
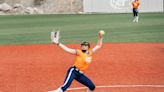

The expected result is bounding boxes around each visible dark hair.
[81,41,90,48]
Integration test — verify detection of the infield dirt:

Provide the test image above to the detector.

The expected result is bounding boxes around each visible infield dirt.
[0,43,164,92]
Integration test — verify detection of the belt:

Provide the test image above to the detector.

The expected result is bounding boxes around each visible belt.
[72,66,83,74]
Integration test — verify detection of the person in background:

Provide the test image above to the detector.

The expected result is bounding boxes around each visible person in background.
[132,0,140,22]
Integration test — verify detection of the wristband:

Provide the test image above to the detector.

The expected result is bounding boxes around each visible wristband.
[57,43,60,46]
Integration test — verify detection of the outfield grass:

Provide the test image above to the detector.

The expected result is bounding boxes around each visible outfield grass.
[0,13,164,45]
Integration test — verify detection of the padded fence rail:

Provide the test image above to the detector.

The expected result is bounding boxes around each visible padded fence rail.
[83,0,164,13]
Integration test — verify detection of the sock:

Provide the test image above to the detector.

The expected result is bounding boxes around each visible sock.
[136,16,139,22]
[57,88,63,92]
[133,17,136,22]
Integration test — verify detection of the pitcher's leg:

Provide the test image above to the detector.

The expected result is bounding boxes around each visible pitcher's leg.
[75,74,95,91]
[52,67,76,92]
[61,67,76,91]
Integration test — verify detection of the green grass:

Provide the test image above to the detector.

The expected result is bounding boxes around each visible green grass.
[0,13,164,45]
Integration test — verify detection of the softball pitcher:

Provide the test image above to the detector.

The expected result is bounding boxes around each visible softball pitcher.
[49,31,104,92]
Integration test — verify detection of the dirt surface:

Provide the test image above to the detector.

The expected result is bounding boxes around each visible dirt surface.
[0,43,164,92]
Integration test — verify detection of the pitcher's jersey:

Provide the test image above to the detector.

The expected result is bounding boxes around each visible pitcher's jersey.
[74,49,92,71]
[132,1,140,9]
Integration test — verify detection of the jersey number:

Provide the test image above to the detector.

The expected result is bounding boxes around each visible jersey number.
[86,57,92,63]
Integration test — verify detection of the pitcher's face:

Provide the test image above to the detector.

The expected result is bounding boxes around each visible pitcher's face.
[81,45,89,51]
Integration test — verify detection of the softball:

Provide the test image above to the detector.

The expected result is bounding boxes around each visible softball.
[99,30,105,35]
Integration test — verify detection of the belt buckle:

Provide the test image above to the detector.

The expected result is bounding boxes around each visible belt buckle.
[75,68,83,74]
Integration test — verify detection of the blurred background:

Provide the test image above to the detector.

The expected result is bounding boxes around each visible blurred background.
[0,0,163,15]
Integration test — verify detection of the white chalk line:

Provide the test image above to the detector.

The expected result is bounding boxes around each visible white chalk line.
[67,85,164,90]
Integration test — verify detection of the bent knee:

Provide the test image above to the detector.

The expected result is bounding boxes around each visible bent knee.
[89,84,95,91]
